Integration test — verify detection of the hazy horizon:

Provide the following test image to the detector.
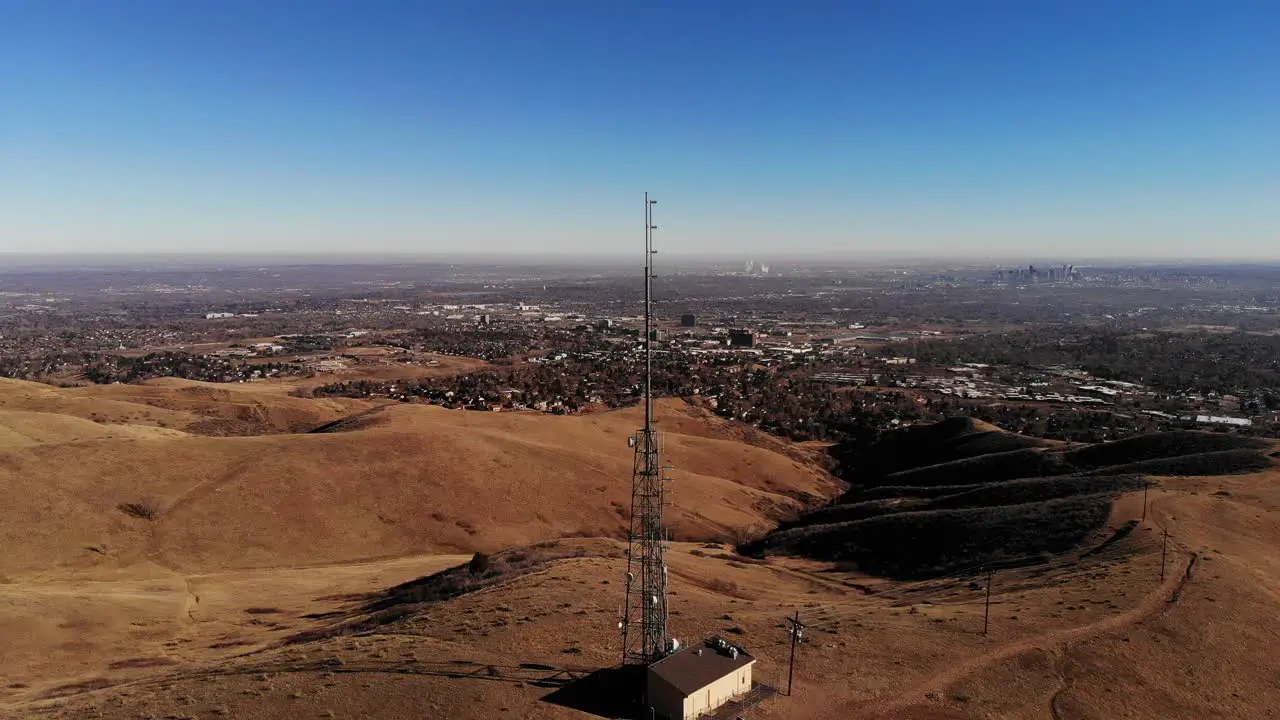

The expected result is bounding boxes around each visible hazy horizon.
[2,251,1278,271]
[2,1,1277,257]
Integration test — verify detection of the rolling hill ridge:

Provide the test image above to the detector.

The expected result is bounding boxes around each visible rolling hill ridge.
[744,420,1276,578]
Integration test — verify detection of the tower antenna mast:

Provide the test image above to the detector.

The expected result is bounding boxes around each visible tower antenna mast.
[645,194,654,432]
[621,192,670,665]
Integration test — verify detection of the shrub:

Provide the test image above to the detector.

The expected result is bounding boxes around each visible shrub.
[880,448,1076,487]
[745,494,1118,579]
[729,523,768,548]
[1085,449,1273,477]
[118,499,160,521]
[289,543,590,644]
[1063,430,1268,469]
[364,544,588,612]
[852,483,989,501]
[920,474,1145,511]
[832,418,1049,482]
[787,499,922,528]
[705,577,751,599]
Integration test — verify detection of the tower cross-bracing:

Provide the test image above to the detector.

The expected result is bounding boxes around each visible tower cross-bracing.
[621,192,671,665]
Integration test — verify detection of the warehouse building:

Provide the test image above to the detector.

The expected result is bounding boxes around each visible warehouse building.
[647,637,755,720]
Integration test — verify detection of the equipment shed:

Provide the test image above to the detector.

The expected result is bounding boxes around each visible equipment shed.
[647,638,755,720]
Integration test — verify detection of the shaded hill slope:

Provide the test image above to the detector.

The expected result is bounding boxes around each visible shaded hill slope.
[829,416,1055,481]
[873,447,1076,488]
[1062,430,1271,468]
[746,420,1275,578]
[748,493,1125,578]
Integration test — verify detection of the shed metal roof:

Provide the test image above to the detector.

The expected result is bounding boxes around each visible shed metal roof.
[647,638,755,696]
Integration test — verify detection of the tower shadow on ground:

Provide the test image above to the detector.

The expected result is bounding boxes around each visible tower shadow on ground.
[541,664,647,719]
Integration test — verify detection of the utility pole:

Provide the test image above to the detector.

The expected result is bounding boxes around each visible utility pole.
[983,568,994,635]
[786,610,805,697]
[1160,526,1169,582]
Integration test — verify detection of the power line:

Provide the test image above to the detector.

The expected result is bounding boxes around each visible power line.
[800,542,1148,630]
[791,523,1173,639]
[801,551,1059,625]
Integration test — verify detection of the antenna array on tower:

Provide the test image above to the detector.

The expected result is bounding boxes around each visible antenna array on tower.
[621,192,671,665]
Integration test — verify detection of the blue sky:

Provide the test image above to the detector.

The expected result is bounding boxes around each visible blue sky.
[1,0,1277,258]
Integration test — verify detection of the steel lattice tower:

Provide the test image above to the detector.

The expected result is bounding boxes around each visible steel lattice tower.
[621,192,670,666]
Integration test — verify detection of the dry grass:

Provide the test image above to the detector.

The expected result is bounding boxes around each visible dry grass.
[1,379,1276,720]
[0,388,838,577]
[0,380,837,712]
[11,479,1280,720]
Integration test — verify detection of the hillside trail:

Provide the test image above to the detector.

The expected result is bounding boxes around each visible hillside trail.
[160,443,283,517]
[843,495,1198,720]
[0,552,473,713]
[0,552,472,621]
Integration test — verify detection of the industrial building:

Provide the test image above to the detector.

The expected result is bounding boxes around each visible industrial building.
[680,314,696,327]
[647,638,755,720]
[1189,414,1252,427]
[727,329,755,348]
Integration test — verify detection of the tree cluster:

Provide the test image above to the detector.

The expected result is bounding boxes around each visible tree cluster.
[897,329,1280,394]
[80,352,301,384]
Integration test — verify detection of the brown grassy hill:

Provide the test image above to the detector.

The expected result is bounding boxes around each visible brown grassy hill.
[0,408,189,448]
[0,377,372,436]
[68,378,376,435]
[0,377,200,430]
[0,381,838,710]
[2,381,1278,720]
[0,389,839,578]
[23,466,1280,720]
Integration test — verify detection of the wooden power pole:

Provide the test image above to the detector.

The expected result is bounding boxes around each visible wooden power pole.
[786,610,805,697]
[1160,526,1169,582]
[983,569,994,635]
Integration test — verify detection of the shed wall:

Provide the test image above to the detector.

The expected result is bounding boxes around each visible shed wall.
[695,663,752,717]
[647,670,686,720]
[649,661,754,720]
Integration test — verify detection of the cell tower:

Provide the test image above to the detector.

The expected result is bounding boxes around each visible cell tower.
[621,192,671,665]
